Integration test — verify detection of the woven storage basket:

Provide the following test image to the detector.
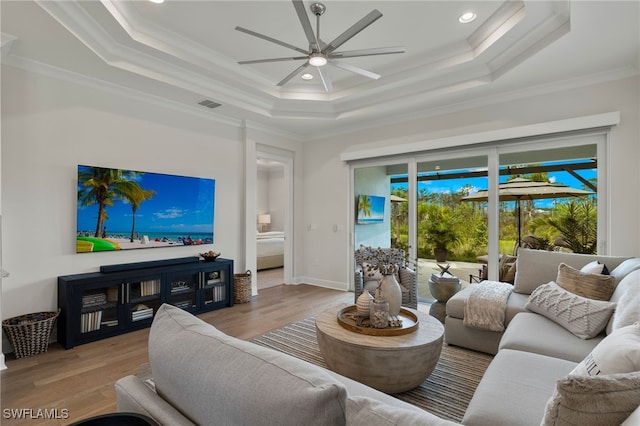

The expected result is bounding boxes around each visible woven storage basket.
[234,270,252,303]
[2,310,60,359]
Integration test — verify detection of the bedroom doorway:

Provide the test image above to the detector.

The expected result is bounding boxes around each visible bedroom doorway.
[256,156,288,290]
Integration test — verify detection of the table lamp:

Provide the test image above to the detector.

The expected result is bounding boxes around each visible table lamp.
[258,214,271,232]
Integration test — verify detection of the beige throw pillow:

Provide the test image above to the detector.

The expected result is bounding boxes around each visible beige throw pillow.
[541,371,640,426]
[556,263,616,301]
[572,322,640,376]
[525,282,616,339]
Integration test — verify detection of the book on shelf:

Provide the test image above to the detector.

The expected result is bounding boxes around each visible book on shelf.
[81,310,103,333]
[140,279,161,296]
[132,303,154,321]
[82,293,107,308]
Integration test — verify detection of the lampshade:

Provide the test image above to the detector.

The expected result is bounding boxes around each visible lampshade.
[258,214,271,225]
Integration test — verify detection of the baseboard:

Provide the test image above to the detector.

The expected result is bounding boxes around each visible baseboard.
[295,277,350,292]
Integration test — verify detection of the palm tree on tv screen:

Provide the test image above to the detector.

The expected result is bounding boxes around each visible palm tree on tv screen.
[78,166,153,238]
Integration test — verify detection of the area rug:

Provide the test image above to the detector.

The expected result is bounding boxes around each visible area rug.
[251,316,494,423]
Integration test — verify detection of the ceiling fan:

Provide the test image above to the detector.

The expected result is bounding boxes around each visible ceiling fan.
[235,0,405,92]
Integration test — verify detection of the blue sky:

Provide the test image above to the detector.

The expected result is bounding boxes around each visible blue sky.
[77,167,215,235]
[391,166,596,208]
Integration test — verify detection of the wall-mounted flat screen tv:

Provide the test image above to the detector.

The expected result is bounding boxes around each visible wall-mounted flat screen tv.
[357,195,385,224]
[77,165,215,253]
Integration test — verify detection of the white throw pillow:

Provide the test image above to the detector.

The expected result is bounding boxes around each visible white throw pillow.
[361,262,382,281]
[580,260,609,275]
[525,282,616,339]
[572,322,640,376]
[542,323,640,426]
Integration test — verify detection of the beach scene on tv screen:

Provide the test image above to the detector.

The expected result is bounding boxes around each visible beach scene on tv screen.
[77,165,215,252]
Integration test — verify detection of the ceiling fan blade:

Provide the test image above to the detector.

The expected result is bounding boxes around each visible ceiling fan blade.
[292,0,320,52]
[329,46,405,59]
[329,60,380,80]
[235,26,309,55]
[277,62,310,87]
[239,56,309,65]
[317,66,333,92]
[323,9,383,54]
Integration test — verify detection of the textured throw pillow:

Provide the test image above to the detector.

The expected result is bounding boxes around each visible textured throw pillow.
[572,322,640,376]
[580,260,609,275]
[525,282,616,339]
[556,263,616,301]
[541,371,640,426]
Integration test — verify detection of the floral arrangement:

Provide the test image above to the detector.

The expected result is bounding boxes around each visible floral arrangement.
[359,245,413,277]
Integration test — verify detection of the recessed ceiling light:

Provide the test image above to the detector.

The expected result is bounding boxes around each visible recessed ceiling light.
[149,0,165,4]
[458,11,477,24]
[301,73,314,80]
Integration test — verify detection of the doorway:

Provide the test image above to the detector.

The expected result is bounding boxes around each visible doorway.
[256,158,286,290]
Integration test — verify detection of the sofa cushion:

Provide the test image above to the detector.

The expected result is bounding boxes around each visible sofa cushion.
[499,312,603,362]
[609,258,640,283]
[556,263,616,301]
[513,249,630,295]
[462,349,577,426]
[541,371,640,426]
[572,322,640,376]
[345,396,458,426]
[525,282,616,339]
[149,304,348,426]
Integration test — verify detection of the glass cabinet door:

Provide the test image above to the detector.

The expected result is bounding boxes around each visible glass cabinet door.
[80,282,120,335]
[200,268,227,307]
[126,276,162,324]
[166,271,198,311]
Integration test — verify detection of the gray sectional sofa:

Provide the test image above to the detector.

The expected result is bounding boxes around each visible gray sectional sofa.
[447,248,640,425]
[115,248,640,425]
[115,304,456,426]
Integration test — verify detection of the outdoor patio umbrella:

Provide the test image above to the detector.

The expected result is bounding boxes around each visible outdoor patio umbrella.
[461,177,595,247]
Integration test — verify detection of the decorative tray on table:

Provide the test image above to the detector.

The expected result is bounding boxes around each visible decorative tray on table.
[337,305,419,336]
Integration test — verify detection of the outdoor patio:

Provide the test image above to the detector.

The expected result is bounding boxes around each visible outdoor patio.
[416,258,479,302]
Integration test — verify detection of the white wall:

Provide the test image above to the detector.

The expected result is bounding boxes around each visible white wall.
[301,76,640,290]
[354,166,391,248]
[0,66,245,319]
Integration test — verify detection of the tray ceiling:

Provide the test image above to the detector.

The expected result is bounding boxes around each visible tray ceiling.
[1,1,638,140]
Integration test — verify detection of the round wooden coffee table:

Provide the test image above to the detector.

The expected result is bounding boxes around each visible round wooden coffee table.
[315,305,444,394]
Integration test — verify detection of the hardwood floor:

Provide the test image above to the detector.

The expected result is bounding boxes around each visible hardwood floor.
[0,284,353,425]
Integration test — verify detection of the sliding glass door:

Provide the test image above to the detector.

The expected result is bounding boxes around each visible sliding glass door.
[414,155,489,301]
[351,130,605,303]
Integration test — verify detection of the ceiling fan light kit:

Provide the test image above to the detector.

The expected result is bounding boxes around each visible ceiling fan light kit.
[235,0,405,92]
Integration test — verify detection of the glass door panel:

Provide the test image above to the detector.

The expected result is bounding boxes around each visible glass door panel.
[167,271,198,311]
[80,282,120,334]
[127,276,162,324]
[200,268,227,307]
[498,145,598,259]
[415,156,488,302]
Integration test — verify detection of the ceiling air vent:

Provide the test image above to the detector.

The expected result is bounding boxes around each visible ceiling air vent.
[198,99,221,109]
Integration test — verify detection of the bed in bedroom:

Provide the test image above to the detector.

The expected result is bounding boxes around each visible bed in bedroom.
[256,231,284,270]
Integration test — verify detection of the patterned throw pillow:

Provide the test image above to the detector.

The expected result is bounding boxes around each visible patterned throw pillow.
[556,263,616,301]
[525,281,616,339]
